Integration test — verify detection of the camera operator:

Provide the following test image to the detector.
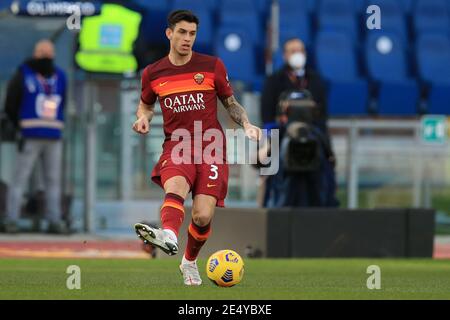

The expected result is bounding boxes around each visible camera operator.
[259,38,338,208]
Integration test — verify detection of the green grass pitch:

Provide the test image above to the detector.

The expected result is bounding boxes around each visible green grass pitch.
[0,258,449,300]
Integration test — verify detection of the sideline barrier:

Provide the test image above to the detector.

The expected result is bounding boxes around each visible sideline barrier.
[161,208,435,259]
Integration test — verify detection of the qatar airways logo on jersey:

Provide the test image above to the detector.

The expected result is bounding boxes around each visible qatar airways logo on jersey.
[163,93,206,113]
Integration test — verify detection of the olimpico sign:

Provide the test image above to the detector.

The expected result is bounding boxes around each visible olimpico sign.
[10,0,100,17]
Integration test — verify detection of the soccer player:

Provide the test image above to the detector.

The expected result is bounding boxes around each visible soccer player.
[133,10,261,285]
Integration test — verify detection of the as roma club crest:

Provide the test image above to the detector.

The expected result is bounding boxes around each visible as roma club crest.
[194,73,205,85]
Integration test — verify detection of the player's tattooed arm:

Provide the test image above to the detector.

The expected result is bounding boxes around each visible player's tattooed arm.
[221,95,262,141]
[221,95,250,128]
[133,100,155,134]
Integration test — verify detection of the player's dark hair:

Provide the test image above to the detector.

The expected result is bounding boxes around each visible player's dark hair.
[167,10,199,30]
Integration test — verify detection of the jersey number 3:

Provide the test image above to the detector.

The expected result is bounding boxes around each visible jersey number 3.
[209,165,218,180]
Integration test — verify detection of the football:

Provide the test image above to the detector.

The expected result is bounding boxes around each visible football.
[206,250,244,287]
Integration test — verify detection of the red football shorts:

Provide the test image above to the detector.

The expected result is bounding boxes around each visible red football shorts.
[151,152,229,207]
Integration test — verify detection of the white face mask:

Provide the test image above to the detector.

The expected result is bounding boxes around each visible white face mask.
[288,52,306,70]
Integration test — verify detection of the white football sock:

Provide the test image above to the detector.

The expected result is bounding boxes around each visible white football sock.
[182,255,197,265]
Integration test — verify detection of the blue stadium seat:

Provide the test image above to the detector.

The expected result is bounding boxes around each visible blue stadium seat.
[172,0,218,12]
[134,0,171,43]
[279,13,311,47]
[400,0,414,13]
[416,34,450,114]
[316,0,361,13]
[315,31,369,115]
[254,0,271,18]
[215,28,257,87]
[133,0,170,11]
[0,0,11,11]
[279,0,308,17]
[220,0,256,12]
[353,0,368,12]
[219,0,263,48]
[308,0,318,13]
[414,0,450,37]
[219,15,262,47]
[277,0,310,46]
[272,49,285,71]
[417,34,450,83]
[318,0,358,41]
[361,0,411,13]
[366,32,419,115]
[365,0,408,44]
[192,9,214,54]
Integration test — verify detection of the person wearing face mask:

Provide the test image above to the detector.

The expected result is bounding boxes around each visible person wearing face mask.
[261,38,328,133]
[258,38,338,208]
[2,39,68,234]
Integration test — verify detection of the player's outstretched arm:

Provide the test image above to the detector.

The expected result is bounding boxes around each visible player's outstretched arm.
[133,99,155,135]
[221,95,262,141]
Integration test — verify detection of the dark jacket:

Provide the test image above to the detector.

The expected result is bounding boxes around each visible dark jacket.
[260,65,329,133]
[4,69,24,129]
[260,64,339,208]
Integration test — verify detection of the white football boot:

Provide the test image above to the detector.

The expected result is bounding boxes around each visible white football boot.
[179,257,202,286]
[134,223,178,256]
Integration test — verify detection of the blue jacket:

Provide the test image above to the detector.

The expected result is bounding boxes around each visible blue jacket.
[19,64,66,139]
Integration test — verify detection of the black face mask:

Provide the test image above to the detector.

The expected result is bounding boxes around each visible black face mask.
[29,58,55,77]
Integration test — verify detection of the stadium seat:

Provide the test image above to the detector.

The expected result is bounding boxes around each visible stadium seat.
[400,0,414,13]
[214,28,257,87]
[133,0,170,11]
[279,0,308,17]
[279,13,311,48]
[219,0,263,48]
[316,32,361,81]
[272,49,285,71]
[353,0,368,12]
[366,32,419,115]
[369,0,414,13]
[134,0,171,43]
[218,15,262,47]
[315,31,369,115]
[308,0,317,13]
[365,0,408,44]
[0,0,10,11]
[220,0,256,12]
[172,0,218,13]
[254,0,271,18]
[416,34,450,114]
[413,0,450,37]
[192,9,214,54]
[318,0,359,41]
[277,0,311,47]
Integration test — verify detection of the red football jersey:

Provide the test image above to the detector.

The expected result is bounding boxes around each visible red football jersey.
[141,52,233,157]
